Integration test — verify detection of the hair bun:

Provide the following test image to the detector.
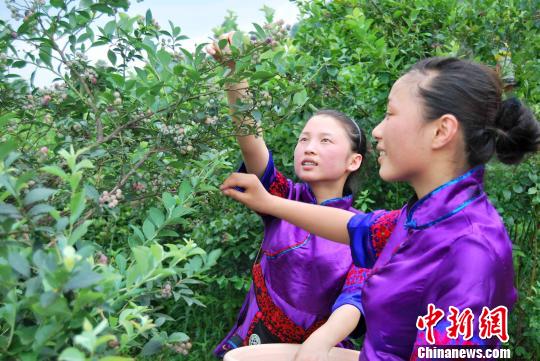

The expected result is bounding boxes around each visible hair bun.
[494,97,521,131]
[494,97,540,164]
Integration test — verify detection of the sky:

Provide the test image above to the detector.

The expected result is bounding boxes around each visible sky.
[0,0,301,85]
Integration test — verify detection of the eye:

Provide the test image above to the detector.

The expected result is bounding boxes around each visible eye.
[321,138,331,143]
[298,137,308,142]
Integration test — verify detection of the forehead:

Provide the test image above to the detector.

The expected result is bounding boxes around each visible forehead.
[301,115,347,135]
[388,72,425,105]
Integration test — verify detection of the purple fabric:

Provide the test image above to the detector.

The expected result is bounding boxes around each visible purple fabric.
[214,150,360,357]
[347,166,517,360]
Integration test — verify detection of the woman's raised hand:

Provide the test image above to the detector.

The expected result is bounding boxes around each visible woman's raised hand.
[220,173,273,214]
[205,31,235,70]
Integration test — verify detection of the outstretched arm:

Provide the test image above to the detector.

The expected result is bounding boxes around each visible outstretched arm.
[206,32,268,178]
[220,172,354,244]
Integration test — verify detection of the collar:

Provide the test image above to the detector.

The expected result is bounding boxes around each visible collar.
[303,183,354,209]
[405,165,485,230]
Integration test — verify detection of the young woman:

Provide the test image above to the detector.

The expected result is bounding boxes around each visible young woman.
[206,34,375,357]
[220,57,540,360]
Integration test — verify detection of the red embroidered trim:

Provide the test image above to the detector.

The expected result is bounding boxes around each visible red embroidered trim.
[245,263,326,344]
[344,265,371,287]
[268,171,289,198]
[370,210,400,257]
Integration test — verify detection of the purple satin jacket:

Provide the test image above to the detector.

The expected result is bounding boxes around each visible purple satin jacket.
[337,166,517,360]
[214,151,360,357]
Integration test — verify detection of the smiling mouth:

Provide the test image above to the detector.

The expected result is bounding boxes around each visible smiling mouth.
[301,160,318,166]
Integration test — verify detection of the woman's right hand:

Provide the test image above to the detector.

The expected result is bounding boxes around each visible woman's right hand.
[220,172,274,214]
[205,31,235,71]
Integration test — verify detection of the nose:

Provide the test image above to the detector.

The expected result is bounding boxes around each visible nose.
[304,140,317,155]
[372,119,383,141]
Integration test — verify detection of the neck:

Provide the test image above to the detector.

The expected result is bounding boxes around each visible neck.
[308,180,347,204]
[411,161,470,199]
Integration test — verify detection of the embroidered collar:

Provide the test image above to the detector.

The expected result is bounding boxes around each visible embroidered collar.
[405,165,485,230]
[303,183,354,208]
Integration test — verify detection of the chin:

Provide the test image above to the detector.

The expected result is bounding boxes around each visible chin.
[297,173,317,183]
[378,167,399,182]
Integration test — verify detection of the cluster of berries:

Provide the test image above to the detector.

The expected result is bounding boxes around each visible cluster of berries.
[99,189,123,208]
[132,182,146,193]
[170,340,193,356]
[161,282,172,298]
[259,90,272,107]
[113,91,122,106]
[249,19,291,47]
[22,83,69,110]
[96,252,108,265]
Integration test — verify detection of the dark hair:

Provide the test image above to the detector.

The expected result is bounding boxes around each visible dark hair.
[408,57,540,166]
[314,109,368,196]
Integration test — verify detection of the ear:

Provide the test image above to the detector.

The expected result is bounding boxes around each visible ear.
[432,114,460,150]
[347,153,363,172]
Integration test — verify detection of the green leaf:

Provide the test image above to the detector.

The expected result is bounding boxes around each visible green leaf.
[11,60,26,68]
[205,248,222,268]
[129,225,145,243]
[69,220,92,245]
[50,0,66,8]
[231,31,244,49]
[168,332,189,343]
[70,190,86,224]
[75,159,94,172]
[70,172,83,191]
[8,251,30,278]
[23,188,56,206]
[35,324,60,349]
[59,348,85,361]
[74,330,96,353]
[39,46,52,67]
[64,263,102,291]
[27,204,55,217]
[177,181,192,202]
[99,357,134,361]
[0,139,17,162]
[162,192,176,210]
[157,229,179,238]
[142,219,155,240]
[132,246,150,276]
[150,243,164,264]
[0,203,21,219]
[216,38,227,51]
[148,208,164,227]
[0,302,16,332]
[140,339,162,357]
[251,70,274,81]
[107,50,117,65]
[103,20,116,37]
[0,174,17,197]
[293,89,308,107]
[171,206,192,219]
[145,9,153,26]
[41,165,68,180]
[252,23,266,39]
